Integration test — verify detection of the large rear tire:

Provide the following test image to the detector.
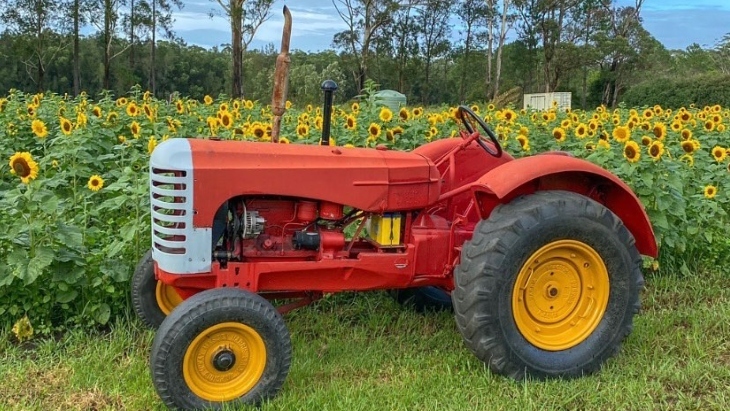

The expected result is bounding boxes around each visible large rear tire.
[453,191,644,379]
[150,288,292,410]
[131,249,183,329]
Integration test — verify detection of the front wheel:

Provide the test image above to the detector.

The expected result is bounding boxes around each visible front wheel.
[150,288,292,410]
[130,249,183,328]
[453,191,644,379]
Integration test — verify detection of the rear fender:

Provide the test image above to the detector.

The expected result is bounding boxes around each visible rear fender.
[471,154,658,258]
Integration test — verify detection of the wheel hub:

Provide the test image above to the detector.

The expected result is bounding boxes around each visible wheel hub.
[212,349,236,371]
[512,240,609,351]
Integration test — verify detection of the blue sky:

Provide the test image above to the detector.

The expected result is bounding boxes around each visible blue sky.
[172,0,729,52]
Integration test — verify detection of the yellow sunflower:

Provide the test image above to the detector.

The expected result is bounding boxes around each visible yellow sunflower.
[219,102,229,112]
[345,115,357,130]
[368,123,382,138]
[297,124,309,138]
[143,104,154,120]
[130,121,141,138]
[612,125,631,143]
[87,175,104,191]
[351,102,360,113]
[175,100,185,114]
[126,102,139,117]
[9,152,39,184]
[712,146,727,162]
[641,136,652,146]
[642,108,653,119]
[148,136,157,154]
[703,185,717,199]
[399,107,410,121]
[31,119,48,138]
[648,141,665,161]
[623,141,641,163]
[379,107,393,122]
[219,111,233,129]
[92,106,102,118]
[652,122,666,139]
[106,111,118,124]
[574,123,588,139]
[517,135,530,151]
[681,140,696,154]
[251,124,266,139]
[552,127,566,142]
[718,123,726,132]
[60,117,73,135]
[502,109,517,123]
[670,121,681,132]
[204,95,213,105]
[412,107,423,118]
[704,120,715,132]
[681,128,692,140]
[278,137,291,144]
[116,97,128,107]
[244,100,254,110]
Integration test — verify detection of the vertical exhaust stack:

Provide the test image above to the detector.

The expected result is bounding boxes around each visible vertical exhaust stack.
[271,6,292,143]
[320,80,338,146]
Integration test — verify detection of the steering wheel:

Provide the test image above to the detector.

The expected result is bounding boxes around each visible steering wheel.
[457,105,503,157]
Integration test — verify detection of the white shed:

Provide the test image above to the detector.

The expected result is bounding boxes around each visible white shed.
[523,92,572,111]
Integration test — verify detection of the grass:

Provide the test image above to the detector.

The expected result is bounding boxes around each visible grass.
[1,268,729,411]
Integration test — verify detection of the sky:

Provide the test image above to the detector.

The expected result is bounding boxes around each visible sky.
[171,0,729,52]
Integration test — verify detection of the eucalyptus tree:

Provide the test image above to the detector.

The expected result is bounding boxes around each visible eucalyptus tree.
[455,0,489,101]
[415,0,452,104]
[0,0,68,91]
[211,0,274,98]
[333,0,402,93]
[138,0,184,96]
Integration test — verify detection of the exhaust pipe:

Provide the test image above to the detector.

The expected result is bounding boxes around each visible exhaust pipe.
[271,6,292,143]
[320,80,338,146]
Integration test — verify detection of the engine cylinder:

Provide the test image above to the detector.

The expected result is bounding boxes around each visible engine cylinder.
[296,201,318,223]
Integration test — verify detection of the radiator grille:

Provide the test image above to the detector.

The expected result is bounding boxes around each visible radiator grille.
[150,168,191,255]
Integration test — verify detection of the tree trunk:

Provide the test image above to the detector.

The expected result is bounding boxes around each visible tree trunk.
[129,0,135,68]
[486,1,494,98]
[460,21,471,102]
[150,0,156,95]
[36,6,44,91]
[73,0,80,95]
[231,0,244,98]
[103,0,112,90]
[493,0,510,100]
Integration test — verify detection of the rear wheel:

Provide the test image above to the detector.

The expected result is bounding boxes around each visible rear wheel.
[131,249,183,328]
[453,191,644,379]
[151,288,292,410]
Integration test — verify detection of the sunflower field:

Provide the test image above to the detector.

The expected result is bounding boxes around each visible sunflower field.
[1,85,729,334]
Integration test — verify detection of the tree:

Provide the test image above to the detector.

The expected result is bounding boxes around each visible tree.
[0,0,68,91]
[139,0,184,96]
[333,0,400,93]
[416,0,452,104]
[455,0,488,101]
[212,0,274,98]
[492,0,513,99]
[88,0,130,91]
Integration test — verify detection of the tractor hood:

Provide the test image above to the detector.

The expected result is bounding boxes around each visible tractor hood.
[153,138,441,227]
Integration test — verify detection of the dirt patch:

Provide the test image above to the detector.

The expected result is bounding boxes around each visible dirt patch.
[62,387,123,411]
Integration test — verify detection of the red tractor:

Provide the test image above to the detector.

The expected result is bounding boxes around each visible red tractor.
[130,8,656,411]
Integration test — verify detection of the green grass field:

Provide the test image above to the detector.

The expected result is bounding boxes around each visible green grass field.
[1,267,728,411]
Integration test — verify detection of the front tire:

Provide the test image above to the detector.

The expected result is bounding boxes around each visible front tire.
[151,288,292,410]
[131,249,183,328]
[453,191,644,379]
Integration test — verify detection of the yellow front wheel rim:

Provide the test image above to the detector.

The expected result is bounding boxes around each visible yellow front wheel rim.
[512,240,609,351]
[183,322,267,402]
[155,281,183,315]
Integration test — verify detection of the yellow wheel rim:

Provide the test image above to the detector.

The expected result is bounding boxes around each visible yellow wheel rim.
[155,281,183,315]
[183,322,267,402]
[512,240,609,351]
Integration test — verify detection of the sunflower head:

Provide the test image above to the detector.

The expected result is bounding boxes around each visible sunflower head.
[31,119,48,138]
[612,125,631,143]
[711,146,727,162]
[552,127,566,142]
[681,140,696,154]
[88,175,104,192]
[703,185,717,199]
[681,128,692,140]
[368,123,381,138]
[204,95,213,105]
[345,115,357,130]
[126,102,139,117]
[296,124,309,138]
[219,111,233,129]
[648,141,665,161]
[148,136,157,155]
[399,107,410,121]
[130,121,141,138]
[60,117,73,135]
[92,106,102,118]
[623,141,641,163]
[379,107,393,122]
[9,152,39,184]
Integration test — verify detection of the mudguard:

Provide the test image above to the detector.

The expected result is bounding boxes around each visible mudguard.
[471,154,658,258]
